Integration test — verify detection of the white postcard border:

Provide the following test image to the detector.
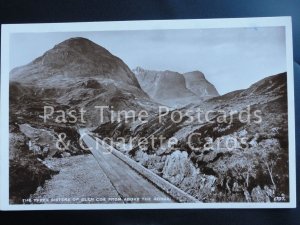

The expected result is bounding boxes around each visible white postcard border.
[0,16,296,210]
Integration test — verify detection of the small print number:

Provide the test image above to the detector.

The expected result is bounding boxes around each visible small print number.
[274,196,286,202]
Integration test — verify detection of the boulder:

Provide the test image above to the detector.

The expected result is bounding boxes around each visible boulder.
[162,150,197,185]
[251,186,271,202]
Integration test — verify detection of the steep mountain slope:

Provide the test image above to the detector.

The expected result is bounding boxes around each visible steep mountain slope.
[10,38,158,126]
[133,67,199,107]
[133,67,219,107]
[94,72,289,203]
[183,71,219,99]
[10,37,140,87]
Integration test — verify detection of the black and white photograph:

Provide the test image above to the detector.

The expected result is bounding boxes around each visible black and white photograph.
[0,17,296,209]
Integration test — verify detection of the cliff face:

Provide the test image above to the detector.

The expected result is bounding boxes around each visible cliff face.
[183,71,219,99]
[133,67,219,108]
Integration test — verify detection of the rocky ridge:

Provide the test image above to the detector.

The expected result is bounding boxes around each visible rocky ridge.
[133,67,219,108]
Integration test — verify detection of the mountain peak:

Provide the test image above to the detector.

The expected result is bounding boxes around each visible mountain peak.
[10,37,141,87]
[133,67,220,107]
[132,66,145,74]
[57,37,94,45]
[51,37,111,56]
[133,67,180,76]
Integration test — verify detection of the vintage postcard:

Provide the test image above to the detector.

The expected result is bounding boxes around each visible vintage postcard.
[0,17,296,210]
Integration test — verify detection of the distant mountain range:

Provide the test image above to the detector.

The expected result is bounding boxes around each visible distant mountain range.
[10,37,222,124]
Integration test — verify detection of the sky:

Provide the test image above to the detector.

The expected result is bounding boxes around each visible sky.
[10,27,286,95]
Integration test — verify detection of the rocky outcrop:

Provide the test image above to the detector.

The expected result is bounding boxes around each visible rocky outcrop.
[162,151,196,185]
[9,123,59,203]
[251,186,274,202]
[161,150,216,200]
